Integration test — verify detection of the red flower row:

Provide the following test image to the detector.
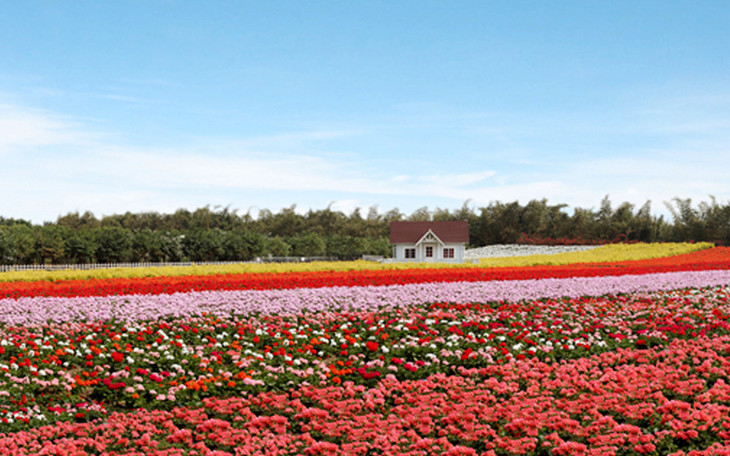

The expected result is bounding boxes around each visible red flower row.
[3,247,730,299]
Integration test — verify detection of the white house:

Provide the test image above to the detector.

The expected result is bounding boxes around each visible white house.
[389,221,469,263]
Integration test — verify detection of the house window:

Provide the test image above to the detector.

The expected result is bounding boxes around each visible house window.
[405,248,416,259]
[425,246,433,257]
[443,248,454,259]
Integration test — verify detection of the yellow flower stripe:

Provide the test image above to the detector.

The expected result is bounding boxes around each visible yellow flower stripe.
[0,242,713,283]
[476,242,713,267]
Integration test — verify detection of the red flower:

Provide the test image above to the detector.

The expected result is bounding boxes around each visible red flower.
[102,377,125,389]
[461,347,474,361]
[357,367,381,379]
[366,341,379,352]
[111,352,124,363]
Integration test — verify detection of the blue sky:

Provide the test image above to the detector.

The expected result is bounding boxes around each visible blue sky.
[2,1,729,223]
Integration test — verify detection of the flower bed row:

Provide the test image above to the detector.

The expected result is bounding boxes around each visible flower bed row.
[474,242,712,267]
[2,269,730,326]
[2,247,729,300]
[2,335,730,455]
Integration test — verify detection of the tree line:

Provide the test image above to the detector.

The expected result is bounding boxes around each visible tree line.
[0,196,728,265]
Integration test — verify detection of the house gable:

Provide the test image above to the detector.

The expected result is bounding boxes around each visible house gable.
[415,229,445,246]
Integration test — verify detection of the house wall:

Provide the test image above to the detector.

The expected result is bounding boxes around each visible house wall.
[392,243,466,263]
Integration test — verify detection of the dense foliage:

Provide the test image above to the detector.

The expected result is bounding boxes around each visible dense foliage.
[1,196,729,264]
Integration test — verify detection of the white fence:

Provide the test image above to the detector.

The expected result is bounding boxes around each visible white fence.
[0,257,342,273]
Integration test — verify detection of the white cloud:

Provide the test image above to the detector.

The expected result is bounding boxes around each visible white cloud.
[0,103,93,151]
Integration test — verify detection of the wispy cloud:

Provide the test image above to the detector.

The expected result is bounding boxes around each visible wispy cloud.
[0,103,94,151]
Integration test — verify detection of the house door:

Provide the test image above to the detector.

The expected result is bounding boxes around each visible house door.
[424,244,434,259]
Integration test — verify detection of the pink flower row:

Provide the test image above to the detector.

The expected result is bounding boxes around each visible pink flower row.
[2,269,730,325]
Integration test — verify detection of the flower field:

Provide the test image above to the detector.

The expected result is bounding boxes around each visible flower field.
[2,245,730,455]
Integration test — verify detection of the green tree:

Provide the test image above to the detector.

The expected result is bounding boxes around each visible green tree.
[264,236,291,257]
[8,224,36,264]
[94,227,133,263]
[665,198,705,242]
[56,211,100,230]
[268,205,307,237]
[408,207,431,221]
[364,236,392,257]
[288,232,326,257]
[34,225,70,264]
[305,207,347,236]
[157,231,185,262]
[698,196,730,245]
[221,230,266,261]
[182,229,225,262]
[64,230,96,264]
[131,229,164,262]
[0,226,14,264]
[0,217,32,227]
[325,235,368,259]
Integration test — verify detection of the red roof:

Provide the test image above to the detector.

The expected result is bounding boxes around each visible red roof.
[389,221,469,244]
